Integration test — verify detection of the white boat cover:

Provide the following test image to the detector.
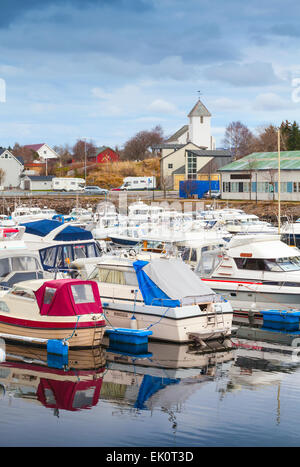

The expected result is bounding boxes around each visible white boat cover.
[142,258,216,306]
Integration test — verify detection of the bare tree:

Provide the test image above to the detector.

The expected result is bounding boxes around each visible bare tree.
[252,124,288,153]
[0,169,5,186]
[223,121,255,160]
[121,125,165,161]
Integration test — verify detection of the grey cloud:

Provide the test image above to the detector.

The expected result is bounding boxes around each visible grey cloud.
[203,62,282,87]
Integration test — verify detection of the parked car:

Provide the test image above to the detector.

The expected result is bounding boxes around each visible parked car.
[111,187,121,191]
[84,186,108,194]
[203,189,221,199]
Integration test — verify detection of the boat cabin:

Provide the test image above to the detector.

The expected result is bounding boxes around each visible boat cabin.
[21,220,102,271]
[8,279,103,316]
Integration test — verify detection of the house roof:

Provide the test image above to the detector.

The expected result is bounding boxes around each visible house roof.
[23,144,45,152]
[167,125,188,143]
[152,143,185,150]
[187,149,232,157]
[218,151,300,172]
[172,165,185,175]
[0,148,24,165]
[188,99,211,118]
[22,175,54,181]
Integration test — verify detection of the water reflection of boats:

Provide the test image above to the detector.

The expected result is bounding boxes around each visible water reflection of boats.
[0,342,106,414]
[101,338,234,411]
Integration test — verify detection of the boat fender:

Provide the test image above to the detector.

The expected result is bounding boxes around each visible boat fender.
[131,316,137,329]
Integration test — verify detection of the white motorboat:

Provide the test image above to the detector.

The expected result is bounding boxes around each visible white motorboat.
[196,234,300,314]
[21,219,103,272]
[0,226,48,291]
[11,205,58,223]
[281,218,300,248]
[70,255,233,344]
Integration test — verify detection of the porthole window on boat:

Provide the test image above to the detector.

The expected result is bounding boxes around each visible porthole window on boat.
[71,284,95,304]
[44,287,57,304]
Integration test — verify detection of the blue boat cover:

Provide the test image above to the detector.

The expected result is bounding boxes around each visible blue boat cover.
[21,219,93,241]
[21,219,64,237]
[54,225,93,241]
[133,260,180,307]
[134,375,180,410]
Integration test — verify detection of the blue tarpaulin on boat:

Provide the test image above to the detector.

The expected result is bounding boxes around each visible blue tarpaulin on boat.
[21,219,93,241]
[54,225,93,241]
[134,375,180,410]
[21,219,63,237]
[133,260,180,307]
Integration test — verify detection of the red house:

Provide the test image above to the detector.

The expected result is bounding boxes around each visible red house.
[88,146,120,164]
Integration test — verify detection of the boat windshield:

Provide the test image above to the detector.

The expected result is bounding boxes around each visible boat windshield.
[235,256,300,271]
[265,257,300,272]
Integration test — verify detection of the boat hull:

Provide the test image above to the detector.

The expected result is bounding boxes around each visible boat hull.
[103,302,233,343]
[0,317,106,348]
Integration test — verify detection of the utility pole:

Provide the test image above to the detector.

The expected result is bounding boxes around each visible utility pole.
[278,128,281,235]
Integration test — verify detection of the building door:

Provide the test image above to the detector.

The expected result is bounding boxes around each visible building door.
[24,179,31,190]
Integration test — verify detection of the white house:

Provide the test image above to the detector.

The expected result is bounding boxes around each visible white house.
[23,143,58,161]
[20,175,54,191]
[0,148,24,188]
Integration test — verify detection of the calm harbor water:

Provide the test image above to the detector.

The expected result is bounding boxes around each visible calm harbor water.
[0,325,300,448]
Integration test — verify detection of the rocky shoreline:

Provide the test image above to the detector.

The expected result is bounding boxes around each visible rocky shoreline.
[0,194,299,223]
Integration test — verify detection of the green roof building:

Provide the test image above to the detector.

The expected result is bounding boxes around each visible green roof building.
[218,151,300,201]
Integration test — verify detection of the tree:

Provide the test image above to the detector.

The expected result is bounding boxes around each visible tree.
[223,121,254,160]
[12,143,39,163]
[252,124,287,153]
[72,139,97,162]
[121,125,165,161]
[280,120,300,150]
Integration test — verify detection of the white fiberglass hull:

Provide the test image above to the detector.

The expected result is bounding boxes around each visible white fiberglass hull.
[101,298,233,343]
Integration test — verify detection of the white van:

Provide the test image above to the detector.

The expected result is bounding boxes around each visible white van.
[120,176,156,190]
[52,177,86,192]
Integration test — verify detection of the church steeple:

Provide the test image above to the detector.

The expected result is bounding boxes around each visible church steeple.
[188,96,212,149]
[188,98,211,118]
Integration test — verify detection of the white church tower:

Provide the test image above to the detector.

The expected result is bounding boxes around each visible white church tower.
[188,98,215,150]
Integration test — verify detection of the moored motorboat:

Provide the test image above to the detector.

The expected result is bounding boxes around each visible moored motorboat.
[0,278,106,348]
[197,234,300,316]
[70,255,234,344]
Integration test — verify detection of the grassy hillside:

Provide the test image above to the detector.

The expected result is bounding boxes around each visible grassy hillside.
[86,158,160,189]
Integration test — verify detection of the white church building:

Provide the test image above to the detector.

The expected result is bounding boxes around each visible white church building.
[153,98,231,190]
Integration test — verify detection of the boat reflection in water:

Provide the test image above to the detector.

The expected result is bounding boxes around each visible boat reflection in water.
[0,341,106,415]
[101,336,234,412]
[218,323,300,424]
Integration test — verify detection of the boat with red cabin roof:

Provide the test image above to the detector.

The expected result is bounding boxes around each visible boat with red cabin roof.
[0,278,105,348]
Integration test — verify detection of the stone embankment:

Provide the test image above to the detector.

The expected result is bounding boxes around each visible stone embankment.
[0,194,299,223]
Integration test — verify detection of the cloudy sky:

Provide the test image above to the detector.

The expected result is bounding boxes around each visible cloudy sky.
[0,0,300,149]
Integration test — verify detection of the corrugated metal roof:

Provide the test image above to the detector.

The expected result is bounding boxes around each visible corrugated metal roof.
[219,151,300,171]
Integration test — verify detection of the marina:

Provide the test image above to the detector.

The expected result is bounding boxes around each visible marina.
[0,197,299,447]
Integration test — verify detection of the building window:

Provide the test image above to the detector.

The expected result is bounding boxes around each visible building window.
[200,116,203,124]
[187,152,197,180]
[168,163,173,169]
[223,182,230,192]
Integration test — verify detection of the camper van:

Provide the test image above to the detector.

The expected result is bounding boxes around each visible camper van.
[52,177,86,192]
[120,176,156,190]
